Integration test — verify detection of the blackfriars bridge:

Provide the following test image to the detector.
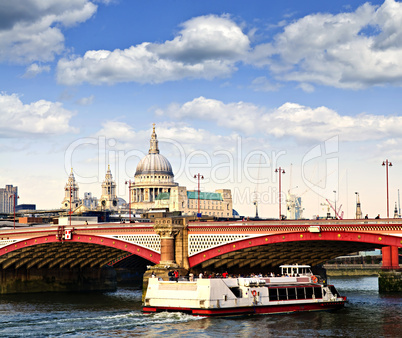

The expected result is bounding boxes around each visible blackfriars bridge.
[0,218,401,293]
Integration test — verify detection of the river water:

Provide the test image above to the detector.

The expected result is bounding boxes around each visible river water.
[0,276,400,337]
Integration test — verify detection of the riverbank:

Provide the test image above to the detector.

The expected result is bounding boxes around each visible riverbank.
[324,264,381,276]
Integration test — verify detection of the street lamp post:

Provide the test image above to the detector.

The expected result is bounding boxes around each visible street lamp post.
[125,180,132,223]
[275,167,285,220]
[382,160,392,218]
[194,173,204,219]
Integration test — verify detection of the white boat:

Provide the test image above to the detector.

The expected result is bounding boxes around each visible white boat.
[143,264,346,317]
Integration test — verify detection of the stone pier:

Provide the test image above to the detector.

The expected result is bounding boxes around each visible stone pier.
[142,216,189,301]
[379,270,402,292]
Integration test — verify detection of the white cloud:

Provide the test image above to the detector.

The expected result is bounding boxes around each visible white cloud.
[252,0,402,88]
[75,95,94,106]
[0,0,97,63]
[250,76,281,92]
[23,63,51,78]
[0,92,78,137]
[156,97,263,134]
[148,15,249,63]
[376,137,402,160]
[56,15,250,85]
[91,121,270,173]
[157,96,402,142]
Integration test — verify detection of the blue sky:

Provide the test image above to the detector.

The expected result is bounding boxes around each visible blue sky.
[1,0,402,218]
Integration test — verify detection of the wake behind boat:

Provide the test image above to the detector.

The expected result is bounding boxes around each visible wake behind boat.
[143,264,346,317]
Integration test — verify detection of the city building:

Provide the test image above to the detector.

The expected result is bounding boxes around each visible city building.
[130,124,233,217]
[59,125,233,217]
[130,124,178,211]
[61,169,81,210]
[0,185,18,213]
[99,165,119,211]
[15,204,36,212]
[61,166,120,213]
[286,192,303,220]
[82,193,98,210]
[154,189,232,217]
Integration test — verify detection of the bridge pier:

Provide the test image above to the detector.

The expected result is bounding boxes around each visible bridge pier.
[381,246,400,270]
[379,246,401,292]
[379,270,402,292]
[142,217,189,301]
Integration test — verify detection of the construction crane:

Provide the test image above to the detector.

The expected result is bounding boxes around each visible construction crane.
[326,199,343,219]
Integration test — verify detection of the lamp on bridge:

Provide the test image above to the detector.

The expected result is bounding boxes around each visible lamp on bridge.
[382,160,392,218]
[194,173,204,219]
[125,180,132,223]
[275,167,285,220]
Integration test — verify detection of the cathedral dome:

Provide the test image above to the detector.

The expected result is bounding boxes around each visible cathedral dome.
[135,153,173,176]
[134,124,174,177]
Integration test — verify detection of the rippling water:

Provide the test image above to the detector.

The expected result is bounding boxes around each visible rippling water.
[0,276,400,337]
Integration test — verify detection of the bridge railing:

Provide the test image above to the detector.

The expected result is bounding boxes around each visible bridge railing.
[188,218,402,228]
[0,222,155,238]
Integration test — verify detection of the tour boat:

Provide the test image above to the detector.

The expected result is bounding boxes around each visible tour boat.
[143,265,346,317]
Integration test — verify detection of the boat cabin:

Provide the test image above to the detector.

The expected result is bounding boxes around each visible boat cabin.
[280,264,312,277]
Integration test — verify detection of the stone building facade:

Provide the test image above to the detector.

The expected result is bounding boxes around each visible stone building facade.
[130,124,233,217]
[130,124,178,211]
[61,169,80,210]
[0,185,18,213]
[61,166,119,212]
[99,165,119,211]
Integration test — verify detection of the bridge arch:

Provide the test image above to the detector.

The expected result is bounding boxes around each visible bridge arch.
[188,231,402,271]
[0,234,160,270]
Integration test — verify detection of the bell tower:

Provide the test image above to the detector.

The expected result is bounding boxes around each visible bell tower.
[61,168,80,210]
[99,165,118,210]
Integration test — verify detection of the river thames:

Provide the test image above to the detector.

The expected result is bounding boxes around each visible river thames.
[0,276,400,337]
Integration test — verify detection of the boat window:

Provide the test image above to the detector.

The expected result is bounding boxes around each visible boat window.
[314,287,323,299]
[287,287,297,300]
[230,287,242,298]
[269,288,278,301]
[329,285,340,297]
[306,287,314,299]
[278,288,287,300]
[296,287,305,299]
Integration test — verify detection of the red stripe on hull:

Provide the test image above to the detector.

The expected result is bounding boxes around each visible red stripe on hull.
[143,301,345,317]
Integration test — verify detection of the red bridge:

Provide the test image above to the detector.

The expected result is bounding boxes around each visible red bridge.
[1,218,401,275]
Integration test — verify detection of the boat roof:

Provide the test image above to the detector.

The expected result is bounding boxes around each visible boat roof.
[279,265,311,268]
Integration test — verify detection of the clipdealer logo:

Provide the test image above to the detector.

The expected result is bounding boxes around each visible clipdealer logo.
[301,136,339,200]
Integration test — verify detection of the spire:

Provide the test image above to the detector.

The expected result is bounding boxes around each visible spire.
[68,168,76,185]
[149,123,159,154]
[105,164,113,182]
[356,193,362,219]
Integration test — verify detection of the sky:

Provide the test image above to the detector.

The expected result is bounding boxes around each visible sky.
[1,0,402,219]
